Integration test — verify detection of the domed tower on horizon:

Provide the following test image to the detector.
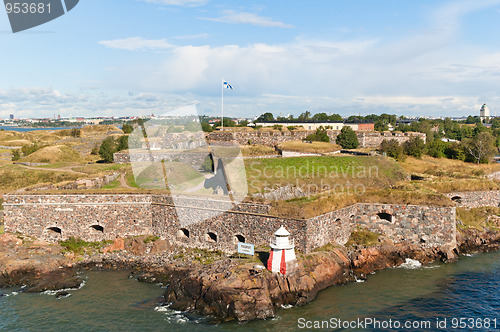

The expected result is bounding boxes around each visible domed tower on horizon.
[480,104,490,122]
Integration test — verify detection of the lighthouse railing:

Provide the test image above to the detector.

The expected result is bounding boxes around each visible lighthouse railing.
[270,237,294,248]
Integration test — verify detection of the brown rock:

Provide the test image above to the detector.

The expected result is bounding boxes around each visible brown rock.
[103,238,125,253]
[150,239,170,255]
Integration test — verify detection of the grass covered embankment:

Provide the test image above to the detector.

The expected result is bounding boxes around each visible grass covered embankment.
[399,156,500,193]
[246,155,406,195]
[246,155,475,219]
[277,140,341,154]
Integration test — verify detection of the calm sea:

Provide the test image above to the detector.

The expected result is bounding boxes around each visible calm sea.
[0,126,80,132]
[1,251,498,331]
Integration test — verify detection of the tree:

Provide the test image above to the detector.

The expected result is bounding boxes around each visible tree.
[336,126,359,149]
[213,118,236,128]
[122,123,134,134]
[426,139,447,158]
[328,114,343,122]
[256,112,274,123]
[298,111,311,122]
[98,136,117,163]
[379,139,404,160]
[374,119,389,132]
[403,136,426,158]
[117,135,129,151]
[311,112,329,122]
[201,122,213,132]
[444,142,466,161]
[70,128,81,137]
[305,126,330,142]
[463,132,496,164]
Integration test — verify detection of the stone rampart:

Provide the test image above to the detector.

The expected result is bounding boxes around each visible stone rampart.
[4,194,455,253]
[445,191,500,208]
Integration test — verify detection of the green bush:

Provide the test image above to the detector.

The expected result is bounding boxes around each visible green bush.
[91,143,99,155]
[305,126,330,142]
[403,136,425,158]
[379,139,404,160]
[121,123,134,134]
[201,122,213,132]
[336,126,359,149]
[117,135,128,152]
[21,143,45,156]
[11,150,21,161]
[98,136,117,163]
[426,139,447,158]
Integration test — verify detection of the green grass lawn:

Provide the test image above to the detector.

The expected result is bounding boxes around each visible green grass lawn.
[245,155,407,194]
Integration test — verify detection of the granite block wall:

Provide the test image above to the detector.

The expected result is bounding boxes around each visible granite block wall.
[114,131,427,163]
[445,191,500,208]
[4,194,455,253]
[4,195,153,242]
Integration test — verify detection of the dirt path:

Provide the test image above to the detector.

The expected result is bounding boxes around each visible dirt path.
[120,173,133,189]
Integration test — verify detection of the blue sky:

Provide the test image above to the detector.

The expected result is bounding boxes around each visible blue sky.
[1,0,500,119]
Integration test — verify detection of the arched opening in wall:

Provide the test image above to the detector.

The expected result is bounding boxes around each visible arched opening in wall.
[90,225,104,233]
[377,212,393,223]
[234,234,245,244]
[335,218,341,223]
[177,228,189,239]
[451,196,462,204]
[47,227,62,234]
[205,232,217,243]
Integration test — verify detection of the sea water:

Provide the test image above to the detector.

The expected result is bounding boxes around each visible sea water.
[1,251,498,331]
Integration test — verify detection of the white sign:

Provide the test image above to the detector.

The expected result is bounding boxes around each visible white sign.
[237,242,254,256]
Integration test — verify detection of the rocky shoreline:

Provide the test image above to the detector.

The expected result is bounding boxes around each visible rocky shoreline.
[1,228,499,322]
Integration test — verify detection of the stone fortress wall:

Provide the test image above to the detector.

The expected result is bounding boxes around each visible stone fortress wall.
[445,190,500,208]
[4,193,457,253]
[206,130,426,149]
[113,130,426,163]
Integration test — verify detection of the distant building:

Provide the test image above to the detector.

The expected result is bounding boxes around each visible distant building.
[255,122,375,131]
[9,114,14,120]
[480,104,490,122]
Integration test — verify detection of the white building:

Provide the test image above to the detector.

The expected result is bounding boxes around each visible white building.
[480,104,490,122]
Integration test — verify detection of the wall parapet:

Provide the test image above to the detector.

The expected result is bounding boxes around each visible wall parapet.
[4,194,455,253]
[445,191,500,208]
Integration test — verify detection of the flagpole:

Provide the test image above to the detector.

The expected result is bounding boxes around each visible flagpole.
[221,78,224,132]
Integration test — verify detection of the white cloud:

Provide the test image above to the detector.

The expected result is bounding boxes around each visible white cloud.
[171,33,209,40]
[139,0,208,7]
[99,37,174,51]
[200,10,293,28]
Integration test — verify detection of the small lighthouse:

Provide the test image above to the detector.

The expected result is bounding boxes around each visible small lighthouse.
[267,226,297,275]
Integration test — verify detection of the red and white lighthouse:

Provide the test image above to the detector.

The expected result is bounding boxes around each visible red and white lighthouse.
[267,226,297,275]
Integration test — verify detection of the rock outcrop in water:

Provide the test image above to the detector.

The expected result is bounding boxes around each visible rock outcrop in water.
[158,243,458,322]
[0,226,499,322]
[0,233,80,292]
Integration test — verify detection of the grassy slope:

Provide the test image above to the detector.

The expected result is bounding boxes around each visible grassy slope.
[240,145,278,157]
[22,145,83,163]
[0,164,81,190]
[277,141,341,153]
[246,155,407,195]
[456,207,500,231]
[399,156,500,193]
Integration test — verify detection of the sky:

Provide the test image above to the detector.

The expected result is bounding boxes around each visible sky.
[1,0,500,119]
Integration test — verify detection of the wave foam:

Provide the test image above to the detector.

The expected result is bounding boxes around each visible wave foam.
[399,258,422,269]
[41,279,86,296]
[154,305,189,324]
